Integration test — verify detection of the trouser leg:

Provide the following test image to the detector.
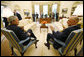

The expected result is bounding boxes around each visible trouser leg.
[45,33,55,49]
[47,33,55,44]
[27,29,37,40]
[23,39,31,46]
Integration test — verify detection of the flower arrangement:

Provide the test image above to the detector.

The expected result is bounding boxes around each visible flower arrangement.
[41,21,47,24]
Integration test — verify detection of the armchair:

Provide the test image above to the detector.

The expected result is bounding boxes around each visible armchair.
[1,28,38,56]
[49,28,83,56]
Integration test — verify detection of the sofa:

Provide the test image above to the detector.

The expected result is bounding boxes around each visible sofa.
[18,19,37,31]
[49,18,69,32]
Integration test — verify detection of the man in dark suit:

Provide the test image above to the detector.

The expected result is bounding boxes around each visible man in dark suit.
[45,14,48,18]
[40,12,43,18]
[52,12,55,22]
[32,14,36,22]
[49,12,52,18]
[56,12,59,21]
[36,12,39,19]
[14,10,22,20]
[44,16,81,49]
[2,17,9,27]
[6,16,39,46]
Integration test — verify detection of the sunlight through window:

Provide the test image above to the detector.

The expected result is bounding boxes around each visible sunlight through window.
[43,5,48,17]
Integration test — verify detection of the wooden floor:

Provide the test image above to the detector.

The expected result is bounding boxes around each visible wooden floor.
[1,24,83,56]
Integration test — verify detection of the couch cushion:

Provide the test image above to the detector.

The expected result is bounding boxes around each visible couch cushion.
[18,19,33,26]
[24,22,36,31]
[54,22,64,31]
[59,18,69,28]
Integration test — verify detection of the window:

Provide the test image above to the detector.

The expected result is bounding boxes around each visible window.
[1,6,5,27]
[34,5,40,17]
[43,5,48,16]
[52,4,57,18]
[1,6,4,16]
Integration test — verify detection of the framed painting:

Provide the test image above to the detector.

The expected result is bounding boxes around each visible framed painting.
[62,8,68,14]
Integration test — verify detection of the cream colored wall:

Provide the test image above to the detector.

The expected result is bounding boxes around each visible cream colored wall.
[1,1,83,19]
[59,1,75,17]
[3,1,32,19]
[59,1,83,17]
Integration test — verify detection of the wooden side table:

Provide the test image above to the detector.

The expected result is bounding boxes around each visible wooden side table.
[40,24,48,33]
[39,18,51,23]
[25,17,31,19]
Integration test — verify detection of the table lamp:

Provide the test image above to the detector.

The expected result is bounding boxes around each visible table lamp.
[72,4,83,28]
[1,7,14,18]
[72,4,83,17]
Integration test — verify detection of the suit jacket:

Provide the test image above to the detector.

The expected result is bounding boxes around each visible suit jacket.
[32,14,35,21]
[52,24,81,42]
[14,13,22,20]
[6,25,29,41]
[40,14,43,18]
[49,13,52,18]
[2,17,9,27]
[52,13,55,19]
[56,13,59,21]
[36,14,39,19]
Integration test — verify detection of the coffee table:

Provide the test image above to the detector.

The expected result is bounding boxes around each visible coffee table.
[40,24,48,33]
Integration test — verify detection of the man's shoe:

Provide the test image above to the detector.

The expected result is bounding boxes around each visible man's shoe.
[44,43,50,50]
[36,40,39,42]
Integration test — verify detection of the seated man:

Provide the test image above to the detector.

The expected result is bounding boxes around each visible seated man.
[44,16,81,50]
[59,16,80,29]
[6,16,39,46]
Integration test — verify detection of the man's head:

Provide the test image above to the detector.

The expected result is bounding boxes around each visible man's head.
[67,16,79,26]
[8,16,19,25]
[14,10,17,13]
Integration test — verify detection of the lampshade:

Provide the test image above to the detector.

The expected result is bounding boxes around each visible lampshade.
[72,4,83,16]
[1,7,14,18]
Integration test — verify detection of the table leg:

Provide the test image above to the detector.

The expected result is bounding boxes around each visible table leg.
[40,28,41,33]
[47,28,48,33]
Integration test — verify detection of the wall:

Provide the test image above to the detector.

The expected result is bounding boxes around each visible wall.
[9,1,32,19]
[59,1,83,17]
[1,1,83,19]
[1,1,32,19]
[59,1,74,17]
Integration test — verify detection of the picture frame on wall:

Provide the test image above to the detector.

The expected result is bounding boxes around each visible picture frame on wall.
[62,8,68,14]
[23,9,30,16]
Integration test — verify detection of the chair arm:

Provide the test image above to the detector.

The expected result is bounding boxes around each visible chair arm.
[19,37,30,44]
[53,38,65,46]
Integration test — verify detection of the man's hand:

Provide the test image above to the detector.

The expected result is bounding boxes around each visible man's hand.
[27,32,31,36]
[19,26,24,30]
[50,25,54,31]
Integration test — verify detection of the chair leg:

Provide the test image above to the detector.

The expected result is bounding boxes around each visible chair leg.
[74,48,77,56]
[11,47,14,55]
[80,39,82,45]
[61,54,66,56]
[59,51,66,56]
[20,52,24,56]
